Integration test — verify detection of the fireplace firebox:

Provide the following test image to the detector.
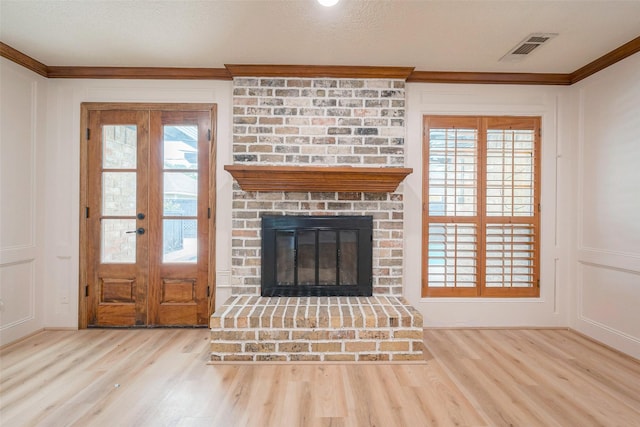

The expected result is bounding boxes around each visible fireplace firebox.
[261,215,373,297]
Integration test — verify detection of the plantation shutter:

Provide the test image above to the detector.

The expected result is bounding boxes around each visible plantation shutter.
[422,116,540,297]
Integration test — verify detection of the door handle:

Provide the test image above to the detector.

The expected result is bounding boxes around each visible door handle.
[126,227,145,235]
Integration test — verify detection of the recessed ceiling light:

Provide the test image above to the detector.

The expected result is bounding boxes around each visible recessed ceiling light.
[318,0,340,7]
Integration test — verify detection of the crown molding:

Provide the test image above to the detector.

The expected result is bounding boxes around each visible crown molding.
[224,64,415,79]
[406,71,572,85]
[570,35,640,84]
[47,66,232,80]
[1,35,639,85]
[0,42,48,77]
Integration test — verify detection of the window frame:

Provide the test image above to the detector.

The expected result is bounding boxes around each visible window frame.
[421,115,541,298]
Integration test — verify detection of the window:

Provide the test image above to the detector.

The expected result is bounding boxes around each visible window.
[422,116,540,297]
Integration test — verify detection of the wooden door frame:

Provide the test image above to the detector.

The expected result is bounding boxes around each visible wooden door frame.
[79,102,217,328]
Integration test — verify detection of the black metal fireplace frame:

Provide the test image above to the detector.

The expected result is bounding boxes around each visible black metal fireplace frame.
[261,215,373,297]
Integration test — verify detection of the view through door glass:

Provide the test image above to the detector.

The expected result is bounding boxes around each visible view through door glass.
[86,108,212,326]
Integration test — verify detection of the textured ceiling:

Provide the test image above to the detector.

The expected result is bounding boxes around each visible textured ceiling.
[1,0,639,73]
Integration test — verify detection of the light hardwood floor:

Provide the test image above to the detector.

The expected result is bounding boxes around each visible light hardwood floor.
[1,328,639,426]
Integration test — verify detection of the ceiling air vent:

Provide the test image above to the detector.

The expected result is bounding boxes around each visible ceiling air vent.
[500,33,558,62]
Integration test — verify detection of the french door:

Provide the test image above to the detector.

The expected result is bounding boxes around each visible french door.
[80,104,216,327]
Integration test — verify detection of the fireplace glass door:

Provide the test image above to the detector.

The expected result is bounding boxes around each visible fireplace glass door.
[262,216,372,297]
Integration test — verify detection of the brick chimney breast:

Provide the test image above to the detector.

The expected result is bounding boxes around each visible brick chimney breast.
[231,77,406,297]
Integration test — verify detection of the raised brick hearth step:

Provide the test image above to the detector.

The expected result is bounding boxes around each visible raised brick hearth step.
[210,295,424,362]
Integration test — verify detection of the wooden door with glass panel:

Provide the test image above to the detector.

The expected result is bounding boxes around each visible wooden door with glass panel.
[85,107,212,326]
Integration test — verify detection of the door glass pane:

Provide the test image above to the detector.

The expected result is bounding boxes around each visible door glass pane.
[103,172,136,216]
[163,125,197,170]
[163,172,198,216]
[101,219,136,263]
[318,231,337,285]
[103,125,137,169]
[276,231,295,286]
[163,219,197,263]
[339,230,358,285]
[298,230,316,285]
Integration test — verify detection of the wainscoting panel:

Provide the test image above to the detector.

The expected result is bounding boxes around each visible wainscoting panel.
[0,64,36,249]
[0,259,36,329]
[579,261,640,340]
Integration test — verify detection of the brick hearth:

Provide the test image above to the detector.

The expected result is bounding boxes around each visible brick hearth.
[211,296,423,362]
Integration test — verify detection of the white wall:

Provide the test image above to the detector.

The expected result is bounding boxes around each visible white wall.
[38,77,575,330]
[0,58,47,345]
[571,53,640,359]
[404,83,574,327]
[42,78,234,328]
[2,55,639,359]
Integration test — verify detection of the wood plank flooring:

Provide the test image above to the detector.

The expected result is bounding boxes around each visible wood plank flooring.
[1,328,639,426]
[424,329,640,427]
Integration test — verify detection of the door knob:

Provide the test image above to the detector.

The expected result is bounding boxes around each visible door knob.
[126,227,145,235]
[137,213,145,220]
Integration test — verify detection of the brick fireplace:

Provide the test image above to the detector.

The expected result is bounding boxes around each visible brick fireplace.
[210,76,423,362]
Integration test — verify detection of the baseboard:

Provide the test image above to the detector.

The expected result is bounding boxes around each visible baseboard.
[423,326,569,330]
[569,328,640,363]
[0,328,45,351]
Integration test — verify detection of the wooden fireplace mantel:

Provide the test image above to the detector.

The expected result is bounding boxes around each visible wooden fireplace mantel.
[224,165,413,193]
